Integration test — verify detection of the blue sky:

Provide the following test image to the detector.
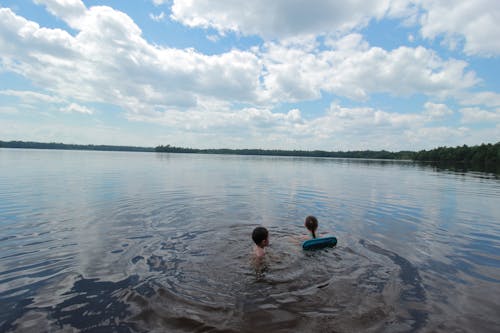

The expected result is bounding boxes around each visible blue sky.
[0,0,499,150]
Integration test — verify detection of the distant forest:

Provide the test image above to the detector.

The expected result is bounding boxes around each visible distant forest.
[0,140,154,152]
[155,142,500,172]
[1,140,499,168]
[154,144,415,160]
[413,142,499,167]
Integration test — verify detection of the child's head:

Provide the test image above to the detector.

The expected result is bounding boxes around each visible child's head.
[252,227,269,248]
[304,215,318,238]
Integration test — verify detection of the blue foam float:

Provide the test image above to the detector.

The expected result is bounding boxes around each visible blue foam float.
[302,236,337,250]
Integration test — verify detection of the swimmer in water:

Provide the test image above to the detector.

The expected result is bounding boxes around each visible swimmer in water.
[304,215,319,239]
[252,226,269,258]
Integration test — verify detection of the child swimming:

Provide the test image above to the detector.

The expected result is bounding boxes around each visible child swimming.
[302,215,337,249]
[252,226,269,258]
[304,215,319,239]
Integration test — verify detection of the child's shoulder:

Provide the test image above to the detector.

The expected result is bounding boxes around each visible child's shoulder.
[253,245,265,258]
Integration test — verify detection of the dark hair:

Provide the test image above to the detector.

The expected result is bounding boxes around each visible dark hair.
[252,227,268,245]
[304,216,318,238]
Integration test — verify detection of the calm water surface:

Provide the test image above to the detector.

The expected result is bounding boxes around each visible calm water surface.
[0,149,499,332]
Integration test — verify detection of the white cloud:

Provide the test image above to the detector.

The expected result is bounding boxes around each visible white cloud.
[324,32,369,51]
[129,105,304,133]
[206,34,219,42]
[0,2,497,151]
[33,0,87,29]
[459,92,500,108]
[298,103,488,150]
[0,89,95,115]
[423,102,453,119]
[168,0,500,56]
[0,90,64,104]
[418,0,500,56]
[1,6,477,120]
[126,102,433,150]
[170,0,391,39]
[316,103,425,133]
[405,126,470,145]
[406,124,499,147]
[386,0,419,22]
[152,0,169,6]
[0,106,18,114]
[259,35,478,102]
[60,102,93,114]
[460,107,500,123]
[285,102,495,150]
[0,6,262,116]
[0,118,153,146]
[149,11,166,22]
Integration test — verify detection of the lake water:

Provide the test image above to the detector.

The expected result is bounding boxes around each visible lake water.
[0,149,499,332]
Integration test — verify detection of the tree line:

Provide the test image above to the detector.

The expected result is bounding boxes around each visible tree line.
[0,140,154,152]
[154,144,416,160]
[2,140,498,169]
[412,142,499,168]
[155,142,500,170]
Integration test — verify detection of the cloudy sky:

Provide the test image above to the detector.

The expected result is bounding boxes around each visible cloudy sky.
[0,0,499,151]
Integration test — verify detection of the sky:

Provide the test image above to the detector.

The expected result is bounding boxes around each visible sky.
[0,0,499,151]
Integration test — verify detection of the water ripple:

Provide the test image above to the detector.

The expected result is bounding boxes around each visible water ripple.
[1,150,499,332]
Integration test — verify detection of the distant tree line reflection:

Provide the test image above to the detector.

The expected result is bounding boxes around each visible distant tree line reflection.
[1,140,498,172]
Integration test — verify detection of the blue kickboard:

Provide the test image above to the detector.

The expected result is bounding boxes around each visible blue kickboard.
[302,236,337,250]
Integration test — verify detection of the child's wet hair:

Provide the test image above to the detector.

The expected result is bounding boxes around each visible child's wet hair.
[252,226,268,245]
[305,216,318,238]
